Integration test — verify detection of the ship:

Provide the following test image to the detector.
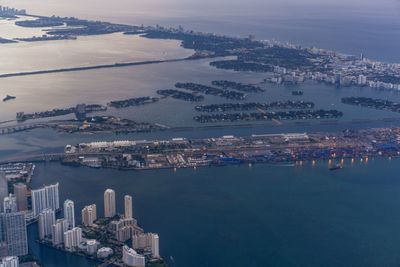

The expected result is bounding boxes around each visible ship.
[3,95,16,102]
[329,164,343,171]
[292,91,304,96]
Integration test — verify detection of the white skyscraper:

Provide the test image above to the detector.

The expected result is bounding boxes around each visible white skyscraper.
[124,195,133,219]
[104,189,116,218]
[52,219,68,246]
[38,208,55,240]
[63,199,75,230]
[31,183,60,216]
[132,233,160,259]
[3,194,17,213]
[122,246,145,267]
[81,204,97,226]
[64,227,82,251]
[86,239,98,255]
[0,256,19,267]
[151,234,160,259]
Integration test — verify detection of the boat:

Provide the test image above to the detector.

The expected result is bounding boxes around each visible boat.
[292,91,303,96]
[329,164,343,171]
[3,95,16,102]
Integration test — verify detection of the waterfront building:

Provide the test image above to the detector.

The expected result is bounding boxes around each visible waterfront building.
[104,189,116,218]
[358,74,367,86]
[31,183,59,216]
[117,227,132,243]
[13,184,27,211]
[0,173,8,213]
[122,246,145,267]
[64,227,82,251]
[63,199,75,230]
[132,233,160,259]
[81,204,96,226]
[1,212,28,256]
[85,239,98,255]
[0,256,18,267]
[3,195,17,213]
[38,209,55,240]
[109,218,141,242]
[97,247,113,259]
[51,219,68,246]
[124,195,133,219]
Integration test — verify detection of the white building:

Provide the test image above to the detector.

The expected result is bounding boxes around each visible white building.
[122,246,145,267]
[97,247,113,259]
[124,195,133,219]
[82,204,97,226]
[132,233,160,259]
[31,183,60,216]
[0,256,18,267]
[86,239,98,255]
[63,199,75,230]
[358,74,367,86]
[52,219,68,246]
[64,227,82,251]
[104,189,116,218]
[38,208,55,240]
[3,194,17,213]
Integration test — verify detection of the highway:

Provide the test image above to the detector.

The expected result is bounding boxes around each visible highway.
[0,57,195,79]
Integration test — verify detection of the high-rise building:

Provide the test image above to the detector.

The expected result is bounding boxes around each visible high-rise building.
[0,172,8,213]
[151,234,160,259]
[64,227,82,251]
[122,246,145,267]
[31,183,59,216]
[81,204,97,226]
[132,233,160,259]
[3,195,17,213]
[1,212,28,256]
[86,239,98,255]
[104,189,116,218]
[13,183,27,211]
[52,219,68,246]
[0,256,19,267]
[38,209,55,240]
[63,199,75,230]
[124,195,133,219]
[109,218,140,242]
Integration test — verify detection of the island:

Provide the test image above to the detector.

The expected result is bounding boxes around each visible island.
[211,80,265,92]
[108,96,159,109]
[341,97,400,112]
[55,127,400,171]
[194,101,315,112]
[175,82,245,100]
[157,89,204,102]
[193,109,343,123]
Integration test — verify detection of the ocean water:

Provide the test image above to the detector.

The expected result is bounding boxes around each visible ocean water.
[29,158,400,267]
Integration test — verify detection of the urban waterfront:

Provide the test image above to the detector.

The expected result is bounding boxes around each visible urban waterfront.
[1,0,400,266]
[28,158,400,267]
